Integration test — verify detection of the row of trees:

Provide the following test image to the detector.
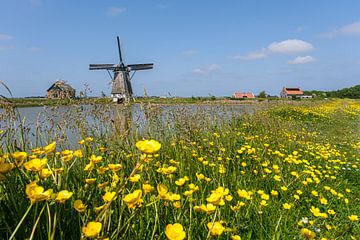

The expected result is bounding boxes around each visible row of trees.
[304,85,360,99]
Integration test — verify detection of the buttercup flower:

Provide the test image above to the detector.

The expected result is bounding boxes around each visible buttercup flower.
[74,199,87,213]
[165,223,186,240]
[82,221,102,238]
[55,190,73,203]
[136,139,161,154]
[207,221,225,236]
[123,189,143,209]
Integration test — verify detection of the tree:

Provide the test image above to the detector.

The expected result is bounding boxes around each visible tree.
[258,91,267,98]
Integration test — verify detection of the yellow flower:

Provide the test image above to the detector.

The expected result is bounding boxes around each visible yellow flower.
[231,235,241,240]
[273,175,281,181]
[327,209,335,215]
[319,197,328,205]
[207,221,225,236]
[73,149,83,158]
[85,178,96,184]
[348,215,358,221]
[157,166,177,175]
[175,178,187,186]
[43,141,56,154]
[74,199,86,213]
[11,151,28,166]
[23,158,48,172]
[237,189,252,200]
[300,228,316,240]
[173,201,181,208]
[206,187,229,206]
[283,203,292,210]
[102,191,116,202]
[85,137,93,142]
[271,190,278,196]
[165,223,186,240]
[142,183,154,193]
[25,181,53,203]
[123,189,143,209]
[136,139,161,154]
[0,162,14,174]
[281,186,288,191]
[194,203,216,214]
[55,190,73,203]
[108,163,122,171]
[40,168,53,178]
[129,174,141,183]
[82,221,102,238]
[89,155,102,164]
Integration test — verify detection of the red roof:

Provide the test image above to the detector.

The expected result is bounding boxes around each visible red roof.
[283,87,303,95]
[233,92,255,98]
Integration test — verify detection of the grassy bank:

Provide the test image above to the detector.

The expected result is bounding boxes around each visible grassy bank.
[0,100,359,239]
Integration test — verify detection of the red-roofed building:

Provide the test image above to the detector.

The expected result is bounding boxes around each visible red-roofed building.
[280,87,306,98]
[233,92,255,99]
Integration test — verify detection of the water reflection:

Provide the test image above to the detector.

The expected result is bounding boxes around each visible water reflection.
[0,104,255,149]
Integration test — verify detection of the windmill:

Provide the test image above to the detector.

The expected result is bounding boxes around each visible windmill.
[89,36,154,103]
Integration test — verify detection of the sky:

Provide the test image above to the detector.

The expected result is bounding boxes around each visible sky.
[0,0,360,97]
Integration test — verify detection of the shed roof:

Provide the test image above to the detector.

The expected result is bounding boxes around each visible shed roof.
[47,80,75,92]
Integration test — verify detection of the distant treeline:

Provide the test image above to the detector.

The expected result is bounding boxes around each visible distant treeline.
[304,85,360,99]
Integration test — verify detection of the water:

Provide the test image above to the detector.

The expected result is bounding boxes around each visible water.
[0,103,255,149]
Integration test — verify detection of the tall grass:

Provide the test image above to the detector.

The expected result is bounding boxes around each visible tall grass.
[0,99,359,239]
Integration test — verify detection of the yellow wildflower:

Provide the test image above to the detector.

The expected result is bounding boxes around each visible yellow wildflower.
[142,183,155,193]
[0,162,14,174]
[82,221,102,238]
[165,223,186,240]
[129,174,141,183]
[73,149,83,158]
[123,189,143,209]
[348,215,358,221]
[55,190,73,203]
[74,199,86,213]
[102,191,116,202]
[40,168,52,178]
[26,181,53,203]
[283,203,292,210]
[85,178,96,184]
[43,141,56,154]
[231,235,241,240]
[136,139,161,154]
[23,158,48,172]
[207,221,225,236]
[11,151,28,166]
[300,228,316,240]
[108,163,122,171]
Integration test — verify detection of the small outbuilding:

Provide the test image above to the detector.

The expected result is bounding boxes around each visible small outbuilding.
[47,80,76,99]
[280,87,304,98]
[233,92,255,99]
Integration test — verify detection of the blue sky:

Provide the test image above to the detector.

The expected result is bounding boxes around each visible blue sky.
[0,0,359,97]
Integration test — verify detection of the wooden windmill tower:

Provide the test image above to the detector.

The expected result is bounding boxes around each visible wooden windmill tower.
[89,36,153,103]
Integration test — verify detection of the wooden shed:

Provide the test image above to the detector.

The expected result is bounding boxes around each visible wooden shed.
[47,80,76,99]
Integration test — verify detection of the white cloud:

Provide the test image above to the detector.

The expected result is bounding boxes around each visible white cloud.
[107,7,127,16]
[233,39,314,61]
[181,49,197,56]
[288,56,316,64]
[321,21,360,37]
[0,34,14,40]
[192,64,220,75]
[268,39,314,54]
[232,49,268,60]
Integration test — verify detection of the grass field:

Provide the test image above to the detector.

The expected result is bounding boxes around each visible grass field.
[0,99,359,239]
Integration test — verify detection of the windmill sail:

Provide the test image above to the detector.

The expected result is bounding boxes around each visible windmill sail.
[89,36,154,103]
